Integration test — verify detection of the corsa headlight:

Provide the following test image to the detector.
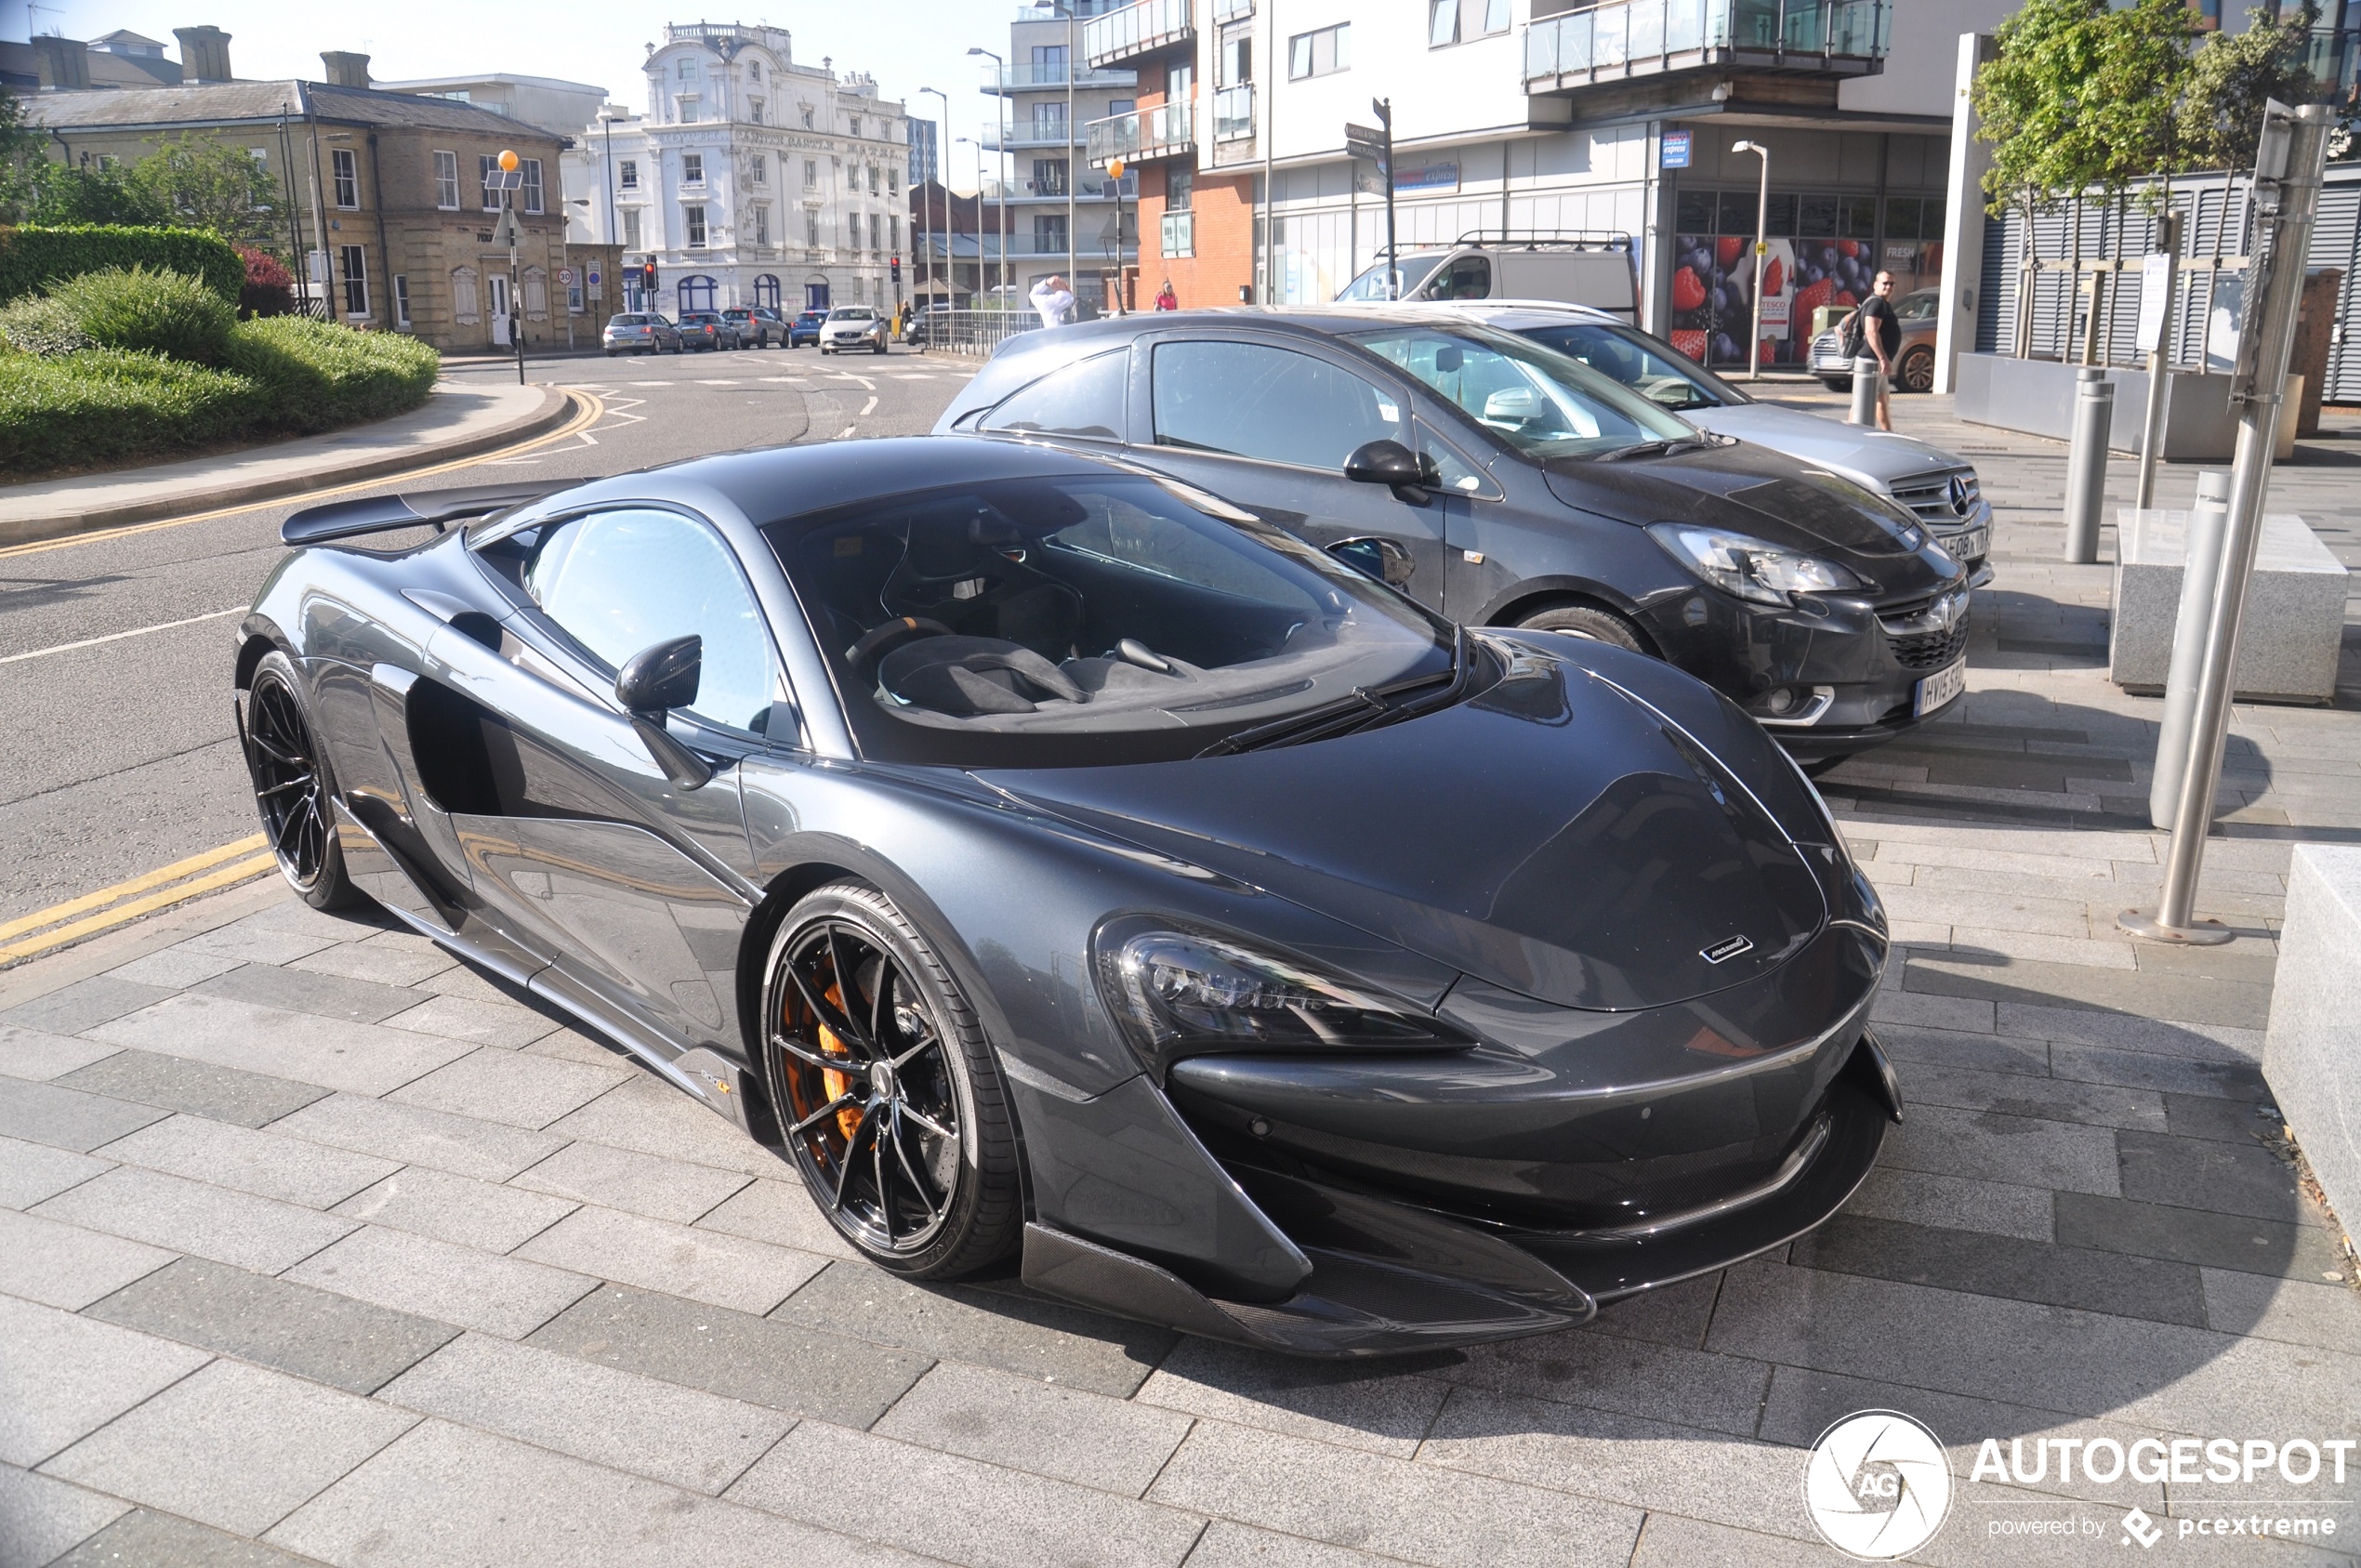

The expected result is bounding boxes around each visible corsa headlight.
[1647,522,1865,606]
[1094,919,1469,1074]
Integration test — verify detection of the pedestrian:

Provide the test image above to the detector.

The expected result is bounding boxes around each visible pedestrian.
[1154,278,1178,311]
[1029,273,1076,329]
[1844,270,1902,432]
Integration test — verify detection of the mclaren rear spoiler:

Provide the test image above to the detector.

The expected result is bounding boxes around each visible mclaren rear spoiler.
[279,481,577,547]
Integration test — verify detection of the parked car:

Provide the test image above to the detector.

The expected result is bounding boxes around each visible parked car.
[788,309,826,349]
[240,435,1897,1355]
[1446,303,1990,581]
[1335,239,1638,323]
[601,312,682,355]
[937,310,1972,761]
[677,310,741,351]
[820,305,890,355]
[1809,287,1942,392]
[723,306,786,348]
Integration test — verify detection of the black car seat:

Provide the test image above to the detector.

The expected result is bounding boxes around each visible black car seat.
[878,507,1085,661]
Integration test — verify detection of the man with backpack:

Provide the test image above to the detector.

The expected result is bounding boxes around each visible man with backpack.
[1842,270,1903,431]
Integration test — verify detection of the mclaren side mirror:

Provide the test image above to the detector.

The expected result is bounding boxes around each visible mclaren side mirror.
[1327,536,1417,589]
[615,635,712,790]
[1342,440,1441,502]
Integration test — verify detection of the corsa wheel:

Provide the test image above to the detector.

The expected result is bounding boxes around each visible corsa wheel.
[1515,602,1648,653]
[764,883,1020,1276]
[241,650,361,910]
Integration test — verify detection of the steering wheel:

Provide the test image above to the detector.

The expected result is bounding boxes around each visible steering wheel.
[845,617,954,679]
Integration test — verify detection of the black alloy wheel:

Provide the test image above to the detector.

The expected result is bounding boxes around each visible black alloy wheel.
[764,884,1020,1276]
[241,650,360,910]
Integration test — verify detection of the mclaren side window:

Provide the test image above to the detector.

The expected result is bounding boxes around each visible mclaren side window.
[977,349,1128,441]
[763,474,1456,767]
[517,507,784,736]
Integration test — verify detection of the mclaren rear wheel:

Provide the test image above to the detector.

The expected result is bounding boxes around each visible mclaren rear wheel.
[763,883,1021,1278]
[241,649,362,911]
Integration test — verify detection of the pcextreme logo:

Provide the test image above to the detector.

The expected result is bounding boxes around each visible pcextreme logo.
[1803,1410,1954,1560]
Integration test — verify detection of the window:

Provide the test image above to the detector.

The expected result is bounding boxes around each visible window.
[521,158,544,215]
[1168,62,1194,98]
[800,103,815,128]
[867,166,879,194]
[850,115,862,138]
[749,153,767,186]
[679,275,717,311]
[1035,214,1068,252]
[1220,33,1252,86]
[806,211,820,246]
[1431,0,1511,45]
[1167,165,1194,211]
[622,208,641,250]
[890,216,901,247]
[887,165,901,193]
[1031,43,1069,77]
[753,205,770,245]
[337,244,368,315]
[620,158,639,191]
[677,97,698,124]
[681,152,705,185]
[521,509,779,735]
[754,274,781,309]
[1109,98,1136,118]
[1153,341,1402,469]
[676,57,698,81]
[749,98,764,125]
[684,205,707,247]
[1288,24,1349,79]
[332,147,359,208]
[1430,0,1458,46]
[433,149,459,209]
[479,153,502,210]
[981,349,1127,440]
[804,158,818,188]
[1034,158,1068,197]
[1033,101,1068,139]
[393,274,411,328]
[751,60,763,82]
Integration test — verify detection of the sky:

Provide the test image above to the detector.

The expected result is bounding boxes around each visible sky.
[18,0,1022,191]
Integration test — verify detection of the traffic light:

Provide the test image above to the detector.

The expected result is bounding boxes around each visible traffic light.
[890,255,901,283]
[639,260,657,296]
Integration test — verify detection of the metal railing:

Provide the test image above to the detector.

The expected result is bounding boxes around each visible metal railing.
[983,125,1078,151]
[1522,0,1887,87]
[1214,0,1251,18]
[1084,99,1196,165]
[917,309,1047,357]
[1082,0,1195,68]
[1213,83,1255,142]
[981,61,1140,90]
[999,171,1140,200]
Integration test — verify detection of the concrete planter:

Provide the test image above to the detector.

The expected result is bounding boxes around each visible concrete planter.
[2263,845,2361,1245]
[1956,353,2300,462]
[2108,507,2348,703]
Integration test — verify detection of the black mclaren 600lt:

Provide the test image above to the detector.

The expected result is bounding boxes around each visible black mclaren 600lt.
[234,435,1900,1357]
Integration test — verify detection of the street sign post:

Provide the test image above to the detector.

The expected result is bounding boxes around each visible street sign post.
[1349,102,1396,298]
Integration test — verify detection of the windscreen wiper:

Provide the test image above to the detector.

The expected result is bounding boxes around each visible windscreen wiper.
[1592,435,1717,463]
[1197,631,1467,758]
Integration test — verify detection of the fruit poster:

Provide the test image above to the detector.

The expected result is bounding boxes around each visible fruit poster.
[1670,236,1886,367]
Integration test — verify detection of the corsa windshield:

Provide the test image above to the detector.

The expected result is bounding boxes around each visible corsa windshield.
[765,474,1456,767]
[1350,323,1696,460]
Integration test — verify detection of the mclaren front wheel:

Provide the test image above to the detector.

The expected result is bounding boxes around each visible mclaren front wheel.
[241,649,362,911]
[762,882,1021,1278]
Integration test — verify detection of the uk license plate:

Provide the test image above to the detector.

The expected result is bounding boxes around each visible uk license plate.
[1914,656,1967,718]
[1938,526,1989,562]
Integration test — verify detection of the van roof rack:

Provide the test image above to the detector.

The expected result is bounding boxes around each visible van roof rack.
[1454,229,1634,253]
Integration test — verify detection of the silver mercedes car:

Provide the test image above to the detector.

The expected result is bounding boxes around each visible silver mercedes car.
[1437,302,1992,582]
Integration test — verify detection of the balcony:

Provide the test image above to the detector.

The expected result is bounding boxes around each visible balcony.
[995,172,1141,203]
[981,61,1139,93]
[1083,0,1195,71]
[1522,0,1888,92]
[982,125,1079,151]
[1213,83,1255,143]
[1084,99,1195,166]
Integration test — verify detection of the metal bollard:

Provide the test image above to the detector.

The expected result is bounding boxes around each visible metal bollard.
[1848,356,1880,426]
[2062,366,2116,563]
[2149,468,2235,827]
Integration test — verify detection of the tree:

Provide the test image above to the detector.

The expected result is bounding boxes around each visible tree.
[2177,2,2341,173]
[1974,0,2200,213]
[0,157,169,227]
[130,136,284,252]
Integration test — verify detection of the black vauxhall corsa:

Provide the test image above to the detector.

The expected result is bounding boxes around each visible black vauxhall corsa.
[934,310,1972,762]
[235,435,1900,1356]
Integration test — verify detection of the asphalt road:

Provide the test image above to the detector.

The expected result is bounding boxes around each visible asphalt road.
[0,343,973,926]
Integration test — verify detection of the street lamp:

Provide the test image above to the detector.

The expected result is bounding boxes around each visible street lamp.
[1732,138,1769,380]
[1107,157,1128,312]
[968,46,1009,306]
[956,134,994,300]
[920,86,951,309]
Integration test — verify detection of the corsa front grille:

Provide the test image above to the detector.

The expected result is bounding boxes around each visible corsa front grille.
[1889,621,1969,672]
[1889,468,1982,528]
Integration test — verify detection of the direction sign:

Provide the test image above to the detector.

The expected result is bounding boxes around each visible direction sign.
[1344,119,1388,167]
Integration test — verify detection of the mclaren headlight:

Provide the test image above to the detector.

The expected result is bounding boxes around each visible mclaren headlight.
[1094,919,1470,1075]
[1647,521,1865,606]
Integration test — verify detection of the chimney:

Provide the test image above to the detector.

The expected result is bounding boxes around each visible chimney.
[174,25,232,84]
[320,50,370,89]
[32,34,90,91]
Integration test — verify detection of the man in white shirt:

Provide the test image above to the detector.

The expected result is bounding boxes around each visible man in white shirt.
[1029,274,1076,328]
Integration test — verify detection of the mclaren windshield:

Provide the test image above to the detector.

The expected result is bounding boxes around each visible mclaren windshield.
[1348,323,1698,460]
[768,474,1459,767]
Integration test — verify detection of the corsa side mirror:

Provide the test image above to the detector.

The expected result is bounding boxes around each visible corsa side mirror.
[1327,536,1417,589]
[1342,440,1441,502]
[615,635,712,790]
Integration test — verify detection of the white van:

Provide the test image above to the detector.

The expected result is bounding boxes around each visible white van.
[1334,236,1638,322]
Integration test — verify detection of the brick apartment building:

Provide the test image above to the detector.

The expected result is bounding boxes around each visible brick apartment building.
[24,32,621,353]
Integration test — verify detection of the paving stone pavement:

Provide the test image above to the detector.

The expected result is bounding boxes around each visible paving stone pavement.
[1,402,2358,1567]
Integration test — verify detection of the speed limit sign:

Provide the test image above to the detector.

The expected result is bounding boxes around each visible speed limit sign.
[558,267,574,285]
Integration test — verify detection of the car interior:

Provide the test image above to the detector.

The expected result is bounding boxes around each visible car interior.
[770,478,1443,734]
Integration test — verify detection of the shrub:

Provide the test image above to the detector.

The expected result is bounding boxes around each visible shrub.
[0,349,257,471]
[0,292,91,356]
[223,317,440,431]
[0,224,244,307]
[235,244,293,318]
[48,267,235,363]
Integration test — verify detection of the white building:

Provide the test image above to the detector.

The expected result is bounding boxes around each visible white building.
[562,21,910,317]
[376,72,612,140]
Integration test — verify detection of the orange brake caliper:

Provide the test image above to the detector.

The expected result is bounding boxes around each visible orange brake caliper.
[818,982,865,1142]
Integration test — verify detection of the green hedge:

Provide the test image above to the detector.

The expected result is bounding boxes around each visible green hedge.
[0,225,244,307]
[0,319,442,474]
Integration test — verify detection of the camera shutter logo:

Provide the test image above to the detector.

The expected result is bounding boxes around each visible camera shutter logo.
[1803,1410,1952,1560]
